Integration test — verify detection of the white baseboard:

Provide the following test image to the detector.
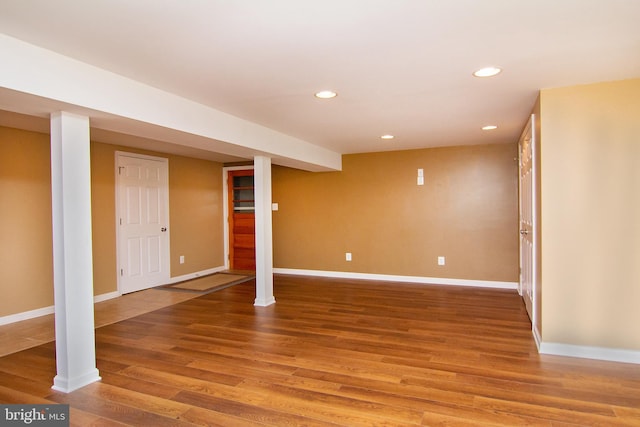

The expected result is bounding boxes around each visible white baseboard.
[0,305,55,326]
[539,341,640,365]
[94,290,120,303]
[273,268,518,290]
[0,290,123,326]
[166,266,227,285]
[533,324,542,351]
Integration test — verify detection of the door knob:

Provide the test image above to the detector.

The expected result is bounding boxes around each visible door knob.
[520,229,528,235]
[161,227,167,232]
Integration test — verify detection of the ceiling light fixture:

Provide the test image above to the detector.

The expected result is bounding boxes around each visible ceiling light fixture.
[482,125,498,130]
[314,90,337,99]
[473,67,502,78]
[381,134,394,140]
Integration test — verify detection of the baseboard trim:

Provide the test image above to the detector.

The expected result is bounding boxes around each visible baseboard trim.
[0,290,123,326]
[254,297,276,307]
[166,266,227,285]
[0,305,55,326]
[94,291,120,304]
[273,268,518,290]
[52,369,101,393]
[533,325,542,351]
[539,341,640,365]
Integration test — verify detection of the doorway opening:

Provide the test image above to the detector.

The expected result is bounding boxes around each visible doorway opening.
[226,168,256,271]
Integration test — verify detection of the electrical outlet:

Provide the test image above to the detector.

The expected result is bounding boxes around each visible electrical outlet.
[438,256,445,266]
[346,252,352,261]
[179,255,185,264]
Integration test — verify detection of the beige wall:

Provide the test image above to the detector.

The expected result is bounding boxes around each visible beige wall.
[540,78,640,350]
[0,126,226,317]
[167,154,225,276]
[273,143,519,282]
[90,141,118,296]
[0,127,54,316]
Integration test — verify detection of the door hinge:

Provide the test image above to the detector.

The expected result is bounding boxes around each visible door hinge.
[119,218,122,225]
[120,268,123,276]
[118,166,124,175]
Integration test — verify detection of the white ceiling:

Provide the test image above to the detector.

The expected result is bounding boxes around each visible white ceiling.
[1,0,639,160]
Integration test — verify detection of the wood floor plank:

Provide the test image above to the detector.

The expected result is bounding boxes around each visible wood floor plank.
[177,406,272,427]
[473,395,636,426]
[47,388,194,427]
[0,370,57,398]
[97,346,245,388]
[172,389,344,427]
[97,371,182,400]
[0,275,638,426]
[238,378,425,425]
[73,382,190,420]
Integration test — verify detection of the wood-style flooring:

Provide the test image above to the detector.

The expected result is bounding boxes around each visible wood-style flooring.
[0,288,200,357]
[0,275,639,426]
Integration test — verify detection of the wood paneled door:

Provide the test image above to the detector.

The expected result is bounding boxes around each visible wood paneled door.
[227,169,256,270]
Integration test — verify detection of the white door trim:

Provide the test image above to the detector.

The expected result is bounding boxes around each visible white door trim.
[115,151,171,294]
[222,165,254,270]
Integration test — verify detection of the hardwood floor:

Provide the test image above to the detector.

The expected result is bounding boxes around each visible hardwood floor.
[1,275,639,426]
[0,288,200,357]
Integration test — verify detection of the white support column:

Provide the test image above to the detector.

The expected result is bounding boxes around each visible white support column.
[253,156,276,306]
[50,112,101,392]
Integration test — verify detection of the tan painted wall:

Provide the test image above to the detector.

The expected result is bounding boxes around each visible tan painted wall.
[90,141,118,296]
[540,78,640,350]
[0,127,54,316]
[167,154,225,276]
[0,126,226,317]
[273,143,519,282]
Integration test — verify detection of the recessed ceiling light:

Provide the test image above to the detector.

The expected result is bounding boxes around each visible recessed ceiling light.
[473,67,502,78]
[381,134,394,140]
[482,125,498,130]
[314,90,337,99]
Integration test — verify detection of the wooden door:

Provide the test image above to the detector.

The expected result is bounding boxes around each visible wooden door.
[518,115,536,322]
[117,153,170,294]
[228,169,256,271]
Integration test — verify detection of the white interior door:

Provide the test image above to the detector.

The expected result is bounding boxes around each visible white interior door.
[116,153,170,294]
[518,115,536,322]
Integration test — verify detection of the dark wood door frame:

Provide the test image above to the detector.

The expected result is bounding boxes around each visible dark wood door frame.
[226,168,256,271]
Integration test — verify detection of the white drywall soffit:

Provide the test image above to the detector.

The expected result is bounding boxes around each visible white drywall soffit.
[0,34,341,172]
